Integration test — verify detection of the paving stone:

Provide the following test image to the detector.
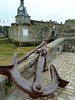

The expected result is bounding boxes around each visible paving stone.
[68,96,75,100]
[62,91,73,95]
[65,88,74,93]
[57,97,65,100]
[67,86,74,90]
[59,93,67,98]
[40,97,48,100]
[48,94,56,99]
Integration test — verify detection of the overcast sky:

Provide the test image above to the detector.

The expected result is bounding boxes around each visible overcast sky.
[0,0,75,26]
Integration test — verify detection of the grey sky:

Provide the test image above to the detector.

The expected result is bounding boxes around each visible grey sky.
[0,0,75,26]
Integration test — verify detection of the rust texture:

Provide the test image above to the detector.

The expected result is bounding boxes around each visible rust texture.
[0,40,69,99]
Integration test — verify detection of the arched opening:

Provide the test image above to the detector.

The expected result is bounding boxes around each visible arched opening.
[51,31,55,37]
[48,31,55,43]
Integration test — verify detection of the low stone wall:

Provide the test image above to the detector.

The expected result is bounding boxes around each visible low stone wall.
[64,37,75,52]
[0,37,72,99]
[46,38,64,63]
[60,33,75,37]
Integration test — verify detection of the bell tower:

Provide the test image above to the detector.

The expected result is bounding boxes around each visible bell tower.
[15,0,30,24]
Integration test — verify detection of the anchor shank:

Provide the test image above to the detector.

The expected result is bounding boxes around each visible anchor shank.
[32,45,47,94]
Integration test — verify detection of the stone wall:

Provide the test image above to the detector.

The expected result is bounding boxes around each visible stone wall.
[0,26,2,36]
[31,20,59,25]
[46,38,64,63]
[0,38,65,99]
[64,37,75,52]
[16,16,30,24]
[9,21,64,45]
[0,26,9,37]
[65,19,75,29]
[0,19,75,44]
[60,33,75,37]
[9,24,19,42]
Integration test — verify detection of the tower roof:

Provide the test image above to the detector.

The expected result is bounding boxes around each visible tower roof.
[17,0,30,16]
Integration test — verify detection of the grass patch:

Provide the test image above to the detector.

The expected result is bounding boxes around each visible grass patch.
[5,86,8,94]
[0,38,36,65]
[6,81,13,87]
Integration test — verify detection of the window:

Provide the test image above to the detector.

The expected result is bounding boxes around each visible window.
[23,17,25,20]
[53,26,55,29]
[26,17,27,20]
[23,17,28,21]
[25,17,28,21]
[23,29,28,36]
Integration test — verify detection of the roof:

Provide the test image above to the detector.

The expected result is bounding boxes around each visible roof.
[17,0,30,16]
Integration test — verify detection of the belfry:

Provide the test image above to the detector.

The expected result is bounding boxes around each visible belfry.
[15,0,30,24]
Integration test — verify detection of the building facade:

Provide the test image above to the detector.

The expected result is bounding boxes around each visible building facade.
[8,0,75,45]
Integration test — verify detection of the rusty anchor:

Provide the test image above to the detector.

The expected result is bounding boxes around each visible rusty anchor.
[0,40,69,99]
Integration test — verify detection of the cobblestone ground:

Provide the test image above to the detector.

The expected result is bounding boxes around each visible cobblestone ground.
[5,52,75,100]
[27,52,75,100]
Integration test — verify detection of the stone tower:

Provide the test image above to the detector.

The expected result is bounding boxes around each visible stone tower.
[15,0,30,24]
